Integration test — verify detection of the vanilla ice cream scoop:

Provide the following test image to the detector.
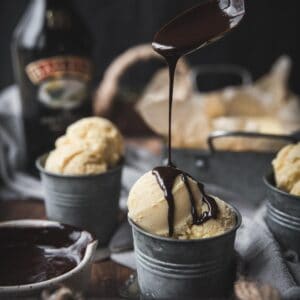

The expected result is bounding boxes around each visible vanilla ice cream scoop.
[128,170,202,236]
[272,142,300,196]
[128,170,236,238]
[179,197,236,239]
[45,117,123,175]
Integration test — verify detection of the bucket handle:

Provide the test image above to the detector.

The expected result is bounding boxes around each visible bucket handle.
[207,131,299,154]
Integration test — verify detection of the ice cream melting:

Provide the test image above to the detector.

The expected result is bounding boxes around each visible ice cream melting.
[151,0,244,236]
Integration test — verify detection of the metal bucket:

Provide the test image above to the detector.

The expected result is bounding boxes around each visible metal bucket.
[264,173,300,254]
[36,154,123,246]
[129,205,241,300]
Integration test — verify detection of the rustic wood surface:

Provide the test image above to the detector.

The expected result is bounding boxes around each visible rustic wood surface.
[0,199,133,299]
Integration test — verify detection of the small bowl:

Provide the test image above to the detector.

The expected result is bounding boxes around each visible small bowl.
[264,172,300,254]
[129,204,241,300]
[36,153,123,246]
[0,219,97,298]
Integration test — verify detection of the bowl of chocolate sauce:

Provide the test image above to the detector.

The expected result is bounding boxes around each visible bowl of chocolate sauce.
[0,219,97,298]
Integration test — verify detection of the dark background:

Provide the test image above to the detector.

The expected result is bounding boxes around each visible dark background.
[1,0,300,93]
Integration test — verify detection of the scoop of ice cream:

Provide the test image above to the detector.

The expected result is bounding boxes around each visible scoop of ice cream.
[178,197,235,239]
[272,143,300,196]
[128,171,202,236]
[127,171,235,238]
[45,117,123,175]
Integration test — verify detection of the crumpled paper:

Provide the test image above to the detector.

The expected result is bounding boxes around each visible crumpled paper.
[136,56,300,151]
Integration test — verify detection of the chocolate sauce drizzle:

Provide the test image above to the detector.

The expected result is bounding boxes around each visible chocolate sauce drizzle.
[152,166,218,237]
[165,56,178,166]
[152,166,182,237]
[150,0,244,236]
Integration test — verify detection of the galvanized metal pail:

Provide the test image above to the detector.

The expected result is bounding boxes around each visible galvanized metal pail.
[129,205,241,300]
[36,154,123,246]
[264,173,300,254]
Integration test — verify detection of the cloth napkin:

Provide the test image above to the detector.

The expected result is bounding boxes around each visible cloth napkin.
[1,85,300,299]
[0,85,43,199]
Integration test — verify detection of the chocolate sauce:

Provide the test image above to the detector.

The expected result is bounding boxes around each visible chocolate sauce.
[152,166,182,236]
[151,0,244,236]
[152,166,218,236]
[166,57,178,166]
[0,224,93,286]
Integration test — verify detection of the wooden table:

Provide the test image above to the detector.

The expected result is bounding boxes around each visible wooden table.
[0,199,133,299]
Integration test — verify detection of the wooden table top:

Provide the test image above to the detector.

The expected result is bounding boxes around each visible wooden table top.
[0,199,133,299]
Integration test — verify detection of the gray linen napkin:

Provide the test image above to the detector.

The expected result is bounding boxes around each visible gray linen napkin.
[0,85,43,199]
[237,213,300,300]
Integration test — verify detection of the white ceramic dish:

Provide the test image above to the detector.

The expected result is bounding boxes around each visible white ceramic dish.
[0,219,98,298]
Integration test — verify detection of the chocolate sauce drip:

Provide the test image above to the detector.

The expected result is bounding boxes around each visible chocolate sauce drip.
[152,166,218,237]
[152,0,238,167]
[152,0,244,166]
[0,225,93,286]
[150,0,243,236]
[152,166,183,236]
[166,56,178,166]
[195,181,219,224]
[181,173,200,224]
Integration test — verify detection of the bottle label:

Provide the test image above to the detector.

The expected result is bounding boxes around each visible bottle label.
[25,56,92,109]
